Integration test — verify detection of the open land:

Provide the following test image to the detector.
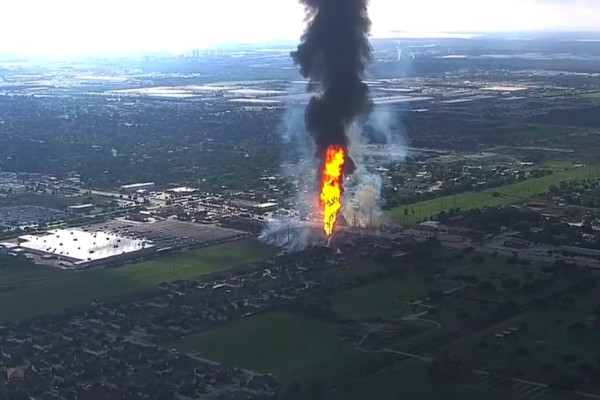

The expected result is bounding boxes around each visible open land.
[3,34,600,400]
[388,164,598,225]
[165,246,600,399]
[0,237,276,321]
[170,313,375,384]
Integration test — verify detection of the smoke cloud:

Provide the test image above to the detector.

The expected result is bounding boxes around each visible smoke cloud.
[292,0,373,180]
[261,0,376,251]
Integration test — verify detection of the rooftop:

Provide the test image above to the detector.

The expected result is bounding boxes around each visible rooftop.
[18,228,153,264]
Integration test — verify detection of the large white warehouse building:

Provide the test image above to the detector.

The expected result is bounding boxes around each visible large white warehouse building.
[16,228,155,269]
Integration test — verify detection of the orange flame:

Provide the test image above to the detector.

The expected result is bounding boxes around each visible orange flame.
[320,145,346,237]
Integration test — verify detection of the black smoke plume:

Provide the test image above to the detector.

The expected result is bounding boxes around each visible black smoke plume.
[292,0,373,178]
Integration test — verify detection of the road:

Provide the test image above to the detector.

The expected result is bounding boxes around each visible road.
[473,369,600,400]
[355,329,434,363]
[440,236,600,269]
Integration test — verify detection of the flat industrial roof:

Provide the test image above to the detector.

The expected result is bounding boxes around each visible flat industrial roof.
[120,182,154,189]
[481,86,528,92]
[257,202,278,209]
[18,228,153,263]
[167,187,198,193]
[68,204,94,209]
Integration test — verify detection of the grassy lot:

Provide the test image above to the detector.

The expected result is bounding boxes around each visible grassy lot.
[388,164,597,224]
[455,289,600,394]
[582,91,600,99]
[0,238,276,321]
[329,359,502,400]
[331,275,458,321]
[0,194,89,209]
[325,259,389,281]
[441,252,594,305]
[510,125,574,141]
[329,358,583,400]
[543,160,579,171]
[169,312,373,384]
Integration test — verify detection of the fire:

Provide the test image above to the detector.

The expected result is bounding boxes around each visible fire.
[320,145,346,237]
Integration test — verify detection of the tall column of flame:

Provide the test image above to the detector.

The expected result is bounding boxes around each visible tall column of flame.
[320,145,346,237]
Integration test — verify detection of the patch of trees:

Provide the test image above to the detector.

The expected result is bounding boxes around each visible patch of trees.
[549,179,600,208]
[285,297,338,322]
[531,105,600,127]
[427,349,466,384]
[437,206,541,234]
[0,96,287,193]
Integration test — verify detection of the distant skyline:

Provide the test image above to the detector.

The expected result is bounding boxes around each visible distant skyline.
[2,0,600,57]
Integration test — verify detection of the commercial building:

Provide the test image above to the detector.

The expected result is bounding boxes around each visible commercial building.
[254,202,279,214]
[167,187,199,195]
[15,228,155,269]
[120,182,155,194]
[67,204,95,215]
[0,183,27,194]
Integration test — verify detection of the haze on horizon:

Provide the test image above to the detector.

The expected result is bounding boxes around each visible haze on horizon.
[2,0,600,57]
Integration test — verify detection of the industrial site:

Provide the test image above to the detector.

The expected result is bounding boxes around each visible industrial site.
[2,10,600,399]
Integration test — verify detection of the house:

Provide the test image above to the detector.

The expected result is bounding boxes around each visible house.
[6,367,25,382]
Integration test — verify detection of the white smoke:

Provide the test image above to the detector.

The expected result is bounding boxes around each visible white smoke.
[367,107,409,161]
[262,81,411,248]
[341,167,382,229]
[341,105,409,229]
[259,220,321,253]
[260,90,319,252]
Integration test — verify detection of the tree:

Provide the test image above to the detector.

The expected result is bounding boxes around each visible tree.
[308,380,326,395]
[541,363,555,373]
[462,247,475,254]
[515,346,530,356]
[477,280,496,293]
[502,278,521,291]
[427,351,464,384]
[579,363,594,374]
[562,353,577,364]
[533,296,549,310]
[428,290,444,302]
[506,256,519,265]
[568,322,586,335]
[373,251,390,264]
[498,301,518,316]
[286,381,302,397]
[472,255,485,265]
[518,321,530,333]
[551,374,580,391]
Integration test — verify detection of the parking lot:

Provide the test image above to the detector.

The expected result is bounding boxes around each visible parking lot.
[0,206,66,228]
[85,219,247,250]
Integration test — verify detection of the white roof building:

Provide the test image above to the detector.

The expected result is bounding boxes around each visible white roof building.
[17,228,154,267]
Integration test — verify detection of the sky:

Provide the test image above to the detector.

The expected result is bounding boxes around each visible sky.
[1,0,599,56]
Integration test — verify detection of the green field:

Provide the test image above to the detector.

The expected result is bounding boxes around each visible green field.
[0,238,276,321]
[510,125,574,141]
[0,194,90,209]
[329,359,500,400]
[455,290,600,393]
[582,91,600,99]
[331,276,457,321]
[325,259,389,281]
[329,358,582,400]
[169,312,373,383]
[388,165,597,224]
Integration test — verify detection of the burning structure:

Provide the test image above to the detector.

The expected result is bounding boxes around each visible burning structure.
[292,0,373,240]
